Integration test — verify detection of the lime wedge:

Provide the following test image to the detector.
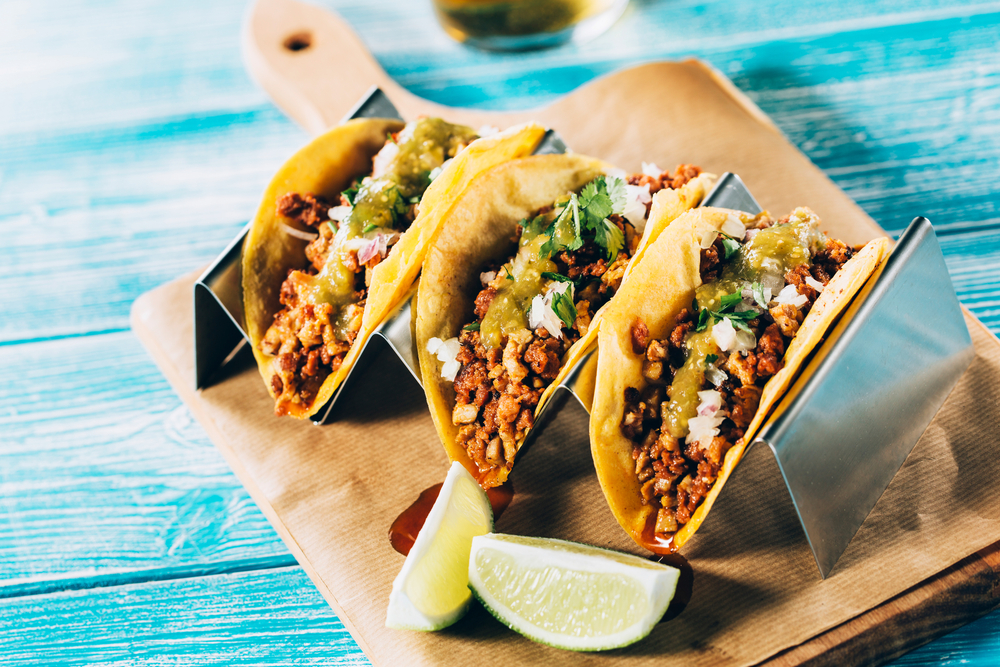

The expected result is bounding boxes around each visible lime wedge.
[468,534,679,651]
[386,462,493,631]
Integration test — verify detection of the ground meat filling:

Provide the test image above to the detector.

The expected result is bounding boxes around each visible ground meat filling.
[260,191,410,413]
[452,165,702,483]
[259,118,479,415]
[620,211,855,539]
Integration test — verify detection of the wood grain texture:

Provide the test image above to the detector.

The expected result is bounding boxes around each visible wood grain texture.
[0,333,288,587]
[1,0,999,664]
[0,566,370,666]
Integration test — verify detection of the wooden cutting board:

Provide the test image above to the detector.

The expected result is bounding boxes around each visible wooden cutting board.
[130,0,1000,664]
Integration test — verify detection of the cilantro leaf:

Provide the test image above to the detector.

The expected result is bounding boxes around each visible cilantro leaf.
[578,176,615,228]
[718,291,743,312]
[752,282,769,310]
[705,353,719,365]
[552,289,577,329]
[721,237,741,259]
[341,184,359,205]
[594,218,625,261]
[729,317,753,333]
[695,307,710,332]
[463,321,480,332]
[725,309,760,321]
[541,271,574,283]
[502,265,514,281]
[568,194,583,249]
[539,233,559,260]
[578,179,599,210]
[606,175,627,215]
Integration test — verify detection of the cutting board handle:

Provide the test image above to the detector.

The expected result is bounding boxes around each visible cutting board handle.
[243,0,503,133]
[243,0,398,133]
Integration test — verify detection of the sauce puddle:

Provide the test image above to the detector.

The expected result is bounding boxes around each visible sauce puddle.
[389,480,514,556]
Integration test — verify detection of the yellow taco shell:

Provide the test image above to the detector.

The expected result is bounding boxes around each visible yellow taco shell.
[242,118,546,418]
[590,204,889,552]
[417,155,713,486]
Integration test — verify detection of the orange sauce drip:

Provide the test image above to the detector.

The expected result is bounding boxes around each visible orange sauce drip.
[639,517,678,555]
[389,480,514,556]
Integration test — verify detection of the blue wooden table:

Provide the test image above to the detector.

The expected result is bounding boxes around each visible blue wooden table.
[2,0,998,663]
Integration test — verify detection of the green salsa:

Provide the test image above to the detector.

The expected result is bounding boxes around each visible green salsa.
[310,117,478,338]
[663,327,717,438]
[662,210,824,438]
[480,235,557,350]
[731,210,825,281]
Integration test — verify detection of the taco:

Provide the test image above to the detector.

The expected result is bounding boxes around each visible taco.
[590,205,889,553]
[242,117,547,417]
[416,154,714,488]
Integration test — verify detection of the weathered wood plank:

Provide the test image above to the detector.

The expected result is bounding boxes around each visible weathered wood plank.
[0,332,289,587]
[2,0,1000,664]
[0,565,370,666]
[2,3,998,344]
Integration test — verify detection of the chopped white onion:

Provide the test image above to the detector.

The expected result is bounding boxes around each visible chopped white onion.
[705,364,728,387]
[480,271,497,285]
[278,222,318,242]
[688,390,727,448]
[371,141,399,179]
[622,183,652,226]
[736,287,756,312]
[760,272,785,295]
[700,230,719,249]
[734,329,757,353]
[477,125,500,137]
[427,336,463,382]
[721,214,746,239]
[712,317,737,351]
[697,389,723,416]
[805,275,825,292]
[528,281,573,339]
[357,234,385,264]
[328,205,352,222]
[775,284,809,308]
[428,158,452,184]
[641,161,662,178]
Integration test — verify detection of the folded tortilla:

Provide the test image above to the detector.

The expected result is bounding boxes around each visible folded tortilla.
[242,118,546,418]
[416,154,714,486]
[590,204,889,552]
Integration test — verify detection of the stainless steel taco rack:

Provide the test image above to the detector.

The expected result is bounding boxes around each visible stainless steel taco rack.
[193,87,973,578]
[192,86,402,391]
[755,217,974,576]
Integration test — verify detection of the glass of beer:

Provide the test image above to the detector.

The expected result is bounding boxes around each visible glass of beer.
[432,0,630,51]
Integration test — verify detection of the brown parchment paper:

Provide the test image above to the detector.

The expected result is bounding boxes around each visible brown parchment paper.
[131,61,1000,666]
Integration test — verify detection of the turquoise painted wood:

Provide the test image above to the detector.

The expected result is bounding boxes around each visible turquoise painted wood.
[1,0,998,663]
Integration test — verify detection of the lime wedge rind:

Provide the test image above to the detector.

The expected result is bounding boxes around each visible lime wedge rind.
[386,462,494,632]
[468,534,680,651]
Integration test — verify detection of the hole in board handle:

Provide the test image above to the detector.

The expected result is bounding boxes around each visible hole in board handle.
[283,31,312,52]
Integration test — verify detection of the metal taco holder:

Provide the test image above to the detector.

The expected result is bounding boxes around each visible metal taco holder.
[193,88,974,577]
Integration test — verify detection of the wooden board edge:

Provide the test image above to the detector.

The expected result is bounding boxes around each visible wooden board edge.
[761,542,1000,666]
